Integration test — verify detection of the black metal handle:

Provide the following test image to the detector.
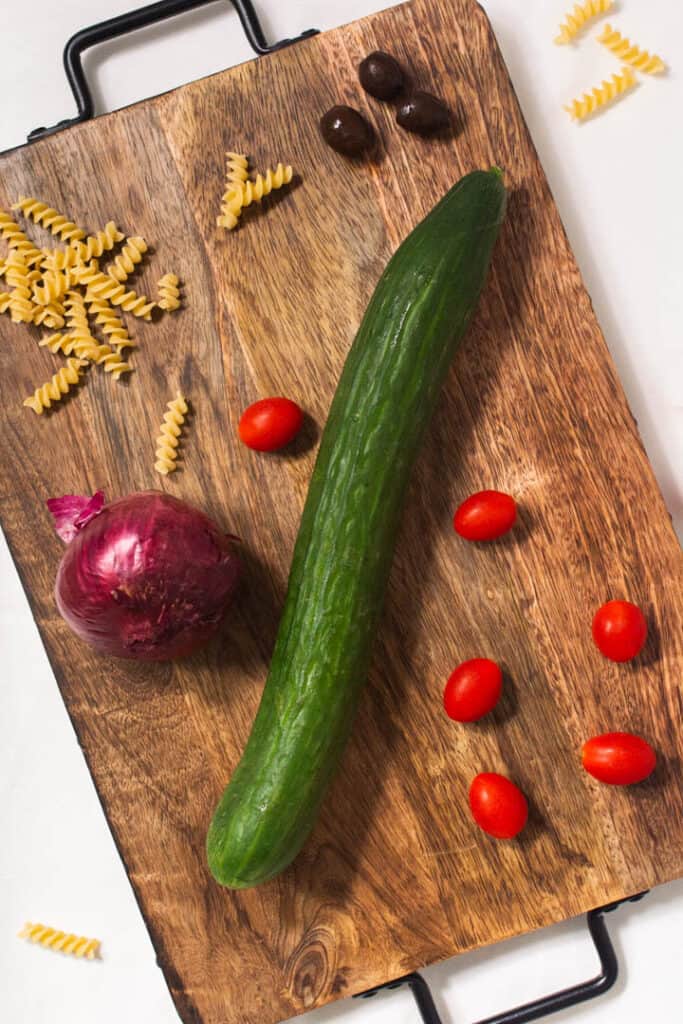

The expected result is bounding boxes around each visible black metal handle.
[356,892,648,1024]
[28,0,317,143]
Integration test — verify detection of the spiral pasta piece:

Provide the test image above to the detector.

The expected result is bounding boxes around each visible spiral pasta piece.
[87,296,134,350]
[0,292,11,314]
[39,332,75,356]
[75,269,155,319]
[41,245,82,271]
[555,0,612,44]
[33,302,66,329]
[239,164,294,208]
[62,289,103,359]
[23,357,86,414]
[18,922,101,960]
[226,152,249,184]
[156,273,181,311]
[217,152,250,230]
[12,197,86,243]
[0,211,44,266]
[93,347,133,380]
[71,221,125,262]
[33,269,71,306]
[106,236,148,283]
[597,25,666,75]
[155,392,188,475]
[564,66,636,120]
[5,252,37,323]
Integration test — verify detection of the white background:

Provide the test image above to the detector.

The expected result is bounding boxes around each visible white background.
[1,1,681,1022]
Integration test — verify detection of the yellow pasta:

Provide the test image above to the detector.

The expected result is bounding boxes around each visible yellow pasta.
[87,296,134,350]
[597,25,666,74]
[217,152,250,230]
[156,273,181,311]
[239,164,293,208]
[5,252,37,324]
[564,66,636,120]
[155,392,188,475]
[33,302,66,329]
[93,347,133,380]
[0,292,11,314]
[12,197,85,243]
[63,290,101,359]
[106,236,148,283]
[0,211,44,266]
[32,268,71,306]
[75,269,155,319]
[41,245,82,271]
[18,922,100,960]
[71,221,125,262]
[23,358,86,414]
[555,0,612,44]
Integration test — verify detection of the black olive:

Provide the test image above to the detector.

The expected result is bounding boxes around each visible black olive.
[397,91,450,135]
[358,51,405,101]
[319,105,375,157]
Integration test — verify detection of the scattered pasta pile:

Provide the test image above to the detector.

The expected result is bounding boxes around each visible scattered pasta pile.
[554,1,668,122]
[18,922,101,960]
[0,197,182,413]
[217,152,294,231]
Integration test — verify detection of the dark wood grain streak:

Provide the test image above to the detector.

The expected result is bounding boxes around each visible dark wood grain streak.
[0,2,681,1022]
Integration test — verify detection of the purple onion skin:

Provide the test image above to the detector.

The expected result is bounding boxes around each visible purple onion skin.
[55,491,242,660]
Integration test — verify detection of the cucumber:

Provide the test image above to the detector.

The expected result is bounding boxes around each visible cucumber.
[207,169,507,888]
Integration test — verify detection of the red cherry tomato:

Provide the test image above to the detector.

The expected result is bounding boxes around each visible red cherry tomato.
[238,397,304,452]
[444,658,503,722]
[469,773,528,839]
[592,600,647,662]
[453,490,517,542]
[582,732,656,785]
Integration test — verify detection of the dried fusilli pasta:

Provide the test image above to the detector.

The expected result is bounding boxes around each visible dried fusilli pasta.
[75,269,155,319]
[155,392,188,475]
[597,25,666,75]
[87,296,134,350]
[33,302,66,329]
[23,358,86,414]
[33,269,71,306]
[5,252,37,324]
[71,221,125,262]
[0,211,44,266]
[238,164,293,208]
[93,347,133,379]
[0,292,11,314]
[555,0,612,44]
[106,236,148,283]
[18,922,101,960]
[12,197,85,243]
[156,273,181,311]
[41,245,82,271]
[217,152,250,230]
[564,66,636,120]
[63,290,101,359]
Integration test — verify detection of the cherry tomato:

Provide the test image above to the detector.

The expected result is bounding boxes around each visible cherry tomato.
[453,490,517,542]
[582,732,656,785]
[469,773,528,839]
[592,600,647,662]
[444,658,502,722]
[238,397,304,452]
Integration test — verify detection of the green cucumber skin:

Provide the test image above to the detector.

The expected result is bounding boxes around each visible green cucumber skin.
[207,170,507,888]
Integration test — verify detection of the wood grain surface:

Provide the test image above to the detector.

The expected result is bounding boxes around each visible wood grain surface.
[1,1,682,1022]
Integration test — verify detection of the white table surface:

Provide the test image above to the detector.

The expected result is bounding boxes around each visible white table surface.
[1,1,681,1022]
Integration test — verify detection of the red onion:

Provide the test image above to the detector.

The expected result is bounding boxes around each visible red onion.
[49,490,242,660]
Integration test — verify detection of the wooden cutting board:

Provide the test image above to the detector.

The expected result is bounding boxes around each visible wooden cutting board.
[1,1,681,1021]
